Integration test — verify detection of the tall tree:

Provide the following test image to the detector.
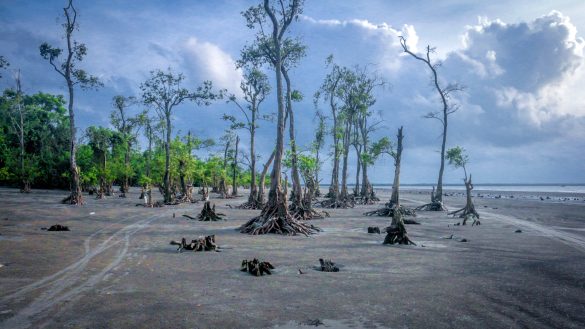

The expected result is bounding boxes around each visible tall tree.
[6,71,31,192]
[40,0,102,205]
[312,111,326,197]
[86,126,113,198]
[446,146,480,225]
[231,134,240,196]
[400,36,463,210]
[240,0,317,235]
[140,68,215,204]
[110,95,145,197]
[314,56,345,201]
[223,66,271,208]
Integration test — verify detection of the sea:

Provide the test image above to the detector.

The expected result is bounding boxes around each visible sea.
[322,184,585,194]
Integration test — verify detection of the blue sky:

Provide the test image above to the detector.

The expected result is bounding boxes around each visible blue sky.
[1,0,584,184]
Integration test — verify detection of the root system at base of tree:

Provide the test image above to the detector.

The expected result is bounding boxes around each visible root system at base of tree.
[240,191,319,235]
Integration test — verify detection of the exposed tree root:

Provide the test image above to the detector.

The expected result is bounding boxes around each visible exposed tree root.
[195,201,225,221]
[415,201,447,211]
[318,195,355,209]
[364,202,417,218]
[289,202,328,221]
[367,226,381,234]
[240,190,319,235]
[319,258,339,272]
[236,198,264,210]
[170,235,218,252]
[241,258,274,276]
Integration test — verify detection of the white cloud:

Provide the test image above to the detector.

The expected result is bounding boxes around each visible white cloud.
[183,37,243,96]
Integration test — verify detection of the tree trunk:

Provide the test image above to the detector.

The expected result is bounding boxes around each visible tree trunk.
[257,150,275,205]
[328,111,340,199]
[354,144,361,196]
[435,108,447,203]
[249,113,257,203]
[163,112,172,203]
[340,120,351,199]
[282,68,302,205]
[390,127,403,206]
[66,80,83,205]
[232,135,239,196]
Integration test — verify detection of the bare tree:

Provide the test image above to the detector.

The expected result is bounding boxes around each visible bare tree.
[140,68,215,204]
[312,111,327,197]
[239,0,317,235]
[6,71,31,192]
[40,0,102,205]
[400,36,463,211]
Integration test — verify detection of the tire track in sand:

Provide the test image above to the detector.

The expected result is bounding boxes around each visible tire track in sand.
[0,213,161,329]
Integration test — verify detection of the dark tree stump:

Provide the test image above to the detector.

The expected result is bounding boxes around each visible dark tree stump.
[44,224,70,231]
[383,222,416,245]
[319,258,339,272]
[170,235,218,252]
[364,202,417,218]
[367,226,381,234]
[192,201,225,221]
[241,258,274,276]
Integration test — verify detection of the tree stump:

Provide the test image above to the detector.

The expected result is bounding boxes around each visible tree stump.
[170,235,218,252]
[196,201,225,221]
[364,202,417,218]
[44,224,70,231]
[319,258,339,272]
[382,211,416,245]
[367,226,381,234]
[241,258,274,276]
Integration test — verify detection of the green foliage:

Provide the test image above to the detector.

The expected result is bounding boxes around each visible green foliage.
[446,146,469,169]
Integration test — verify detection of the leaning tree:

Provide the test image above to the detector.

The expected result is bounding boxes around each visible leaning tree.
[399,36,463,211]
[446,146,480,225]
[40,0,102,205]
[140,68,216,204]
[239,0,318,235]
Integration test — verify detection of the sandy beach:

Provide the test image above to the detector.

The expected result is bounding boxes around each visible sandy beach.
[0,187,584,328]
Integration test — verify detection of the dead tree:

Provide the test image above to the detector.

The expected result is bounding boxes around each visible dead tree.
[319,258,339,272]
[446,146,480,225]
[383,210,416,245]
[192,201,225,221]
[400,36,463,211]
[231,135,240,196]
[40,0,102,205]
[239,0,318,235]
[6,71,31,192]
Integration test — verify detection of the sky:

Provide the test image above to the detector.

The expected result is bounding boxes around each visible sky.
[1,0,584,184]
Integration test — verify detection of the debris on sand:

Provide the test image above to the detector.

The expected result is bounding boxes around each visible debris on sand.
[42,224,70,231]
[170,235,218,252]
[303,319,325,326]
[241,258,274,276]
[515,229,523,233]
[367,226,381,234]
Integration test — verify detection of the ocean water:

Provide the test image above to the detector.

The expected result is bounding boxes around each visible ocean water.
[321,184,585,194]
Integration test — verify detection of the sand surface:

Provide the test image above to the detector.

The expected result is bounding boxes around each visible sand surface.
[0,187,584,328]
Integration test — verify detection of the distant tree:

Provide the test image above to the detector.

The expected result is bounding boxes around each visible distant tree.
[223,66,271,208]
[312,111,327,197]
[40,0,102,205]
[446,146,480,225]
[110,95,146,196]
[140,68,216,204]
[85,126,114,198]
[0,56,8,79]
[314,55,345,201]
[400,36,463,211]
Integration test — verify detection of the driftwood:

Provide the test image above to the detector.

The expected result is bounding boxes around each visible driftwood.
[43,224,70,231]
[367,226,381,234]
[319,258,339,272]
[170,235,218,252]
[241,258,274,276]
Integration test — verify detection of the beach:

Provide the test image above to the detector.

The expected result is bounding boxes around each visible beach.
[0,187,584,328]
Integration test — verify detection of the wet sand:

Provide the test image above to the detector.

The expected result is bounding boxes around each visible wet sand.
[0,187,584,328]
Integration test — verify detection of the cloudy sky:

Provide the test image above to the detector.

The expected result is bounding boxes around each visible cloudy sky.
[1,0,584,184]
